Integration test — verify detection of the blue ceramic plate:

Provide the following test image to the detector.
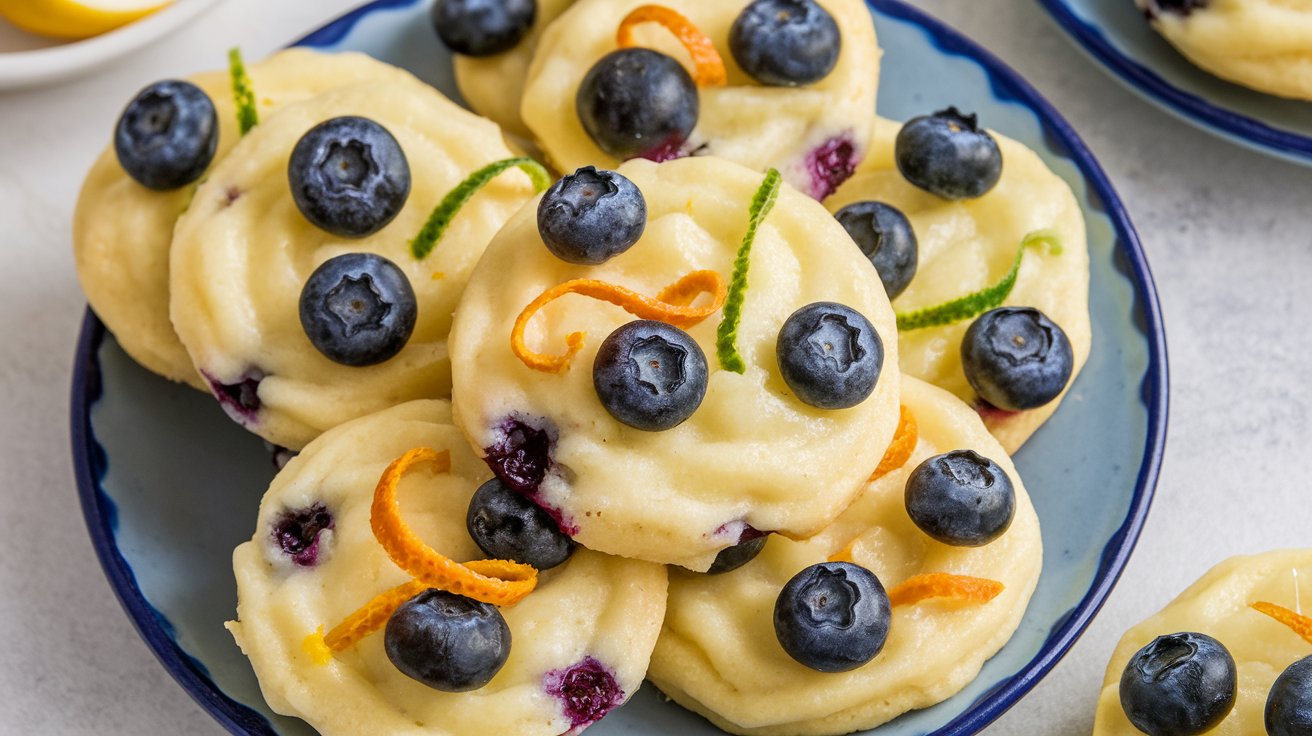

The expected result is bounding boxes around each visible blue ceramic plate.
[70,1,1167,734]
[1037,0,1312,165]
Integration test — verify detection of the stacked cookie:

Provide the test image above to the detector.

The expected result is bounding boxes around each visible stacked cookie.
[72,1,1093,734]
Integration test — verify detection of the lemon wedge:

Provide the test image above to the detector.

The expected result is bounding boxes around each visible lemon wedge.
[0,0,171,40]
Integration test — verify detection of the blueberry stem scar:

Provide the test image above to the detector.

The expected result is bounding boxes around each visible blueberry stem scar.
[228,47,258,136]
[894,229,1062,332]
[411,157,552,260]
[716,168,782,373]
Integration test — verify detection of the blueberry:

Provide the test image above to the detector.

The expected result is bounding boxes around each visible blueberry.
[776,302,883,410]
[484,417,554,495]
[961,307,1074,412]
[114,80,218,191]
[385,589,511,692]
[729,0,841,87]
[270,503,334,567]
[1119,632,1236,736]
[593,320,708,431]
[544,657,626,729]
[895,108,1002,200]
[834,201,919,299]
[299,253,417,366]
[803,133,858,200]
[577,48,698,161]
[538,167,646,265]
[904,450,1015,547]
[774,561,890,672]
[431,0,536,56]
[706,536,768,575]
[288,116,410,238]
[1268,655,1312,736]
[466,477,573,570]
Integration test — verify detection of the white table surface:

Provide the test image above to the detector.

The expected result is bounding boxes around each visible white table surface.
[2,0,1309,733]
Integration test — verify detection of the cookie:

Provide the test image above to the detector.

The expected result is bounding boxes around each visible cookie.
[228,399,668,736]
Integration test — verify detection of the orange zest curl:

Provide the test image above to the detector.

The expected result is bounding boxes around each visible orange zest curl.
[888,573,1004,607]
[511,270,727,373]
[1252,601,1312,645]
[323,580,429,653]
[870,406,918,482]
[617,5,727,87]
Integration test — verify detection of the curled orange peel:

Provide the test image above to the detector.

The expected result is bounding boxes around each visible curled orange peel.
[870,406,918,482]
[1252,601,1312,645]
[322,580,429,653]
[888,573,1004,607]
[617,5,727,87]
[511,270,726,373]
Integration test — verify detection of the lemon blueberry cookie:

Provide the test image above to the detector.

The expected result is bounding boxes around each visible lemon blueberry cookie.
[827,114,1091,453]
[520,0,880,199]
[228,399,668,736]
[169,75,543,450]
[648,377,1042,736]
[448,155,900,571]
[1095,549,1312,736]
[73,48,415,388]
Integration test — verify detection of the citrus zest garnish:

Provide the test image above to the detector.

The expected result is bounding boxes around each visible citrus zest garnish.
[1252,601,1312,645]
[888,573,1004,607]
[716,168,783,373]
[870,406,918,481]
[511,270,726,373]
[321,580,429,653]
[228,47,258,136]
[894,229,1062,332]
[827,538,857,563]
[411,157,552,260]
[616,5,727,87]
[371,448,538,606]
[302,626,333,664]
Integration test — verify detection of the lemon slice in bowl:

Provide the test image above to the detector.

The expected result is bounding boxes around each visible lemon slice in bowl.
[0,0,170,40]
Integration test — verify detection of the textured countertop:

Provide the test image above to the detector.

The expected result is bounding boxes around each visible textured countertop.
[2,0,1309,733]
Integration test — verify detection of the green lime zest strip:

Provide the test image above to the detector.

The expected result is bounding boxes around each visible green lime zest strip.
[411,157,551,260]
[715,168,783,373]
[228,47,258,136]
[894,229,1063,332]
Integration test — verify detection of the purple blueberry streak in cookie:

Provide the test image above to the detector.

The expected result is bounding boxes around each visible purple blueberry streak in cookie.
[483,417,580,535]
[271,503,334,567]
[803,132,858,199]
[203,368,263,425]
[544,657,625,731]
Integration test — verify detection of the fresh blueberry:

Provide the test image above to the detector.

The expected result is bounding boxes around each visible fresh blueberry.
[577,48,698,161]
[114,80,217,191]
[593,320,708,431]
[270,503,334,567]
[467,477,573,569]
[905,450,1015,547]
[288,116,410,238]
[431,0,536,56]
[538,167,646,265]
[1119,632,1236,736]
[1267,655,1312,736]
[895,108,1002,200]
[706,536,768,575]
[961,307,1074,412]
[385,589,511,692]
[776,302,883,410]
[299,253,417,366]
[834,201,919,299]
[730,0,841,87]
[773,561,890,672]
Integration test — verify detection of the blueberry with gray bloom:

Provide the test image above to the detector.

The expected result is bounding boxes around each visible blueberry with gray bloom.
[288,116,410,238]
[961,307,1073,412]
[115,80,218,190]
[593,320,708,431]
[466,477,574,570]
[895,108,1002,200]
[834,201,919,299]
[904,450,1015,547]
[730,0,841,87]
[538,167,646,264]
[431,0,536,57]
[776,302,883,410]
[774,561,890,672]
[706,536,768,575]
[577,48,698,161]
[385,589,511,692]
[1119,632,1236,736]
[299,253,417,366]
[1267,655,1312,736]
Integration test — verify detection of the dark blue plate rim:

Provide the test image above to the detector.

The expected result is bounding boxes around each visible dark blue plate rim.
[1035,0,1312,163]
[69,0,1169,734]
